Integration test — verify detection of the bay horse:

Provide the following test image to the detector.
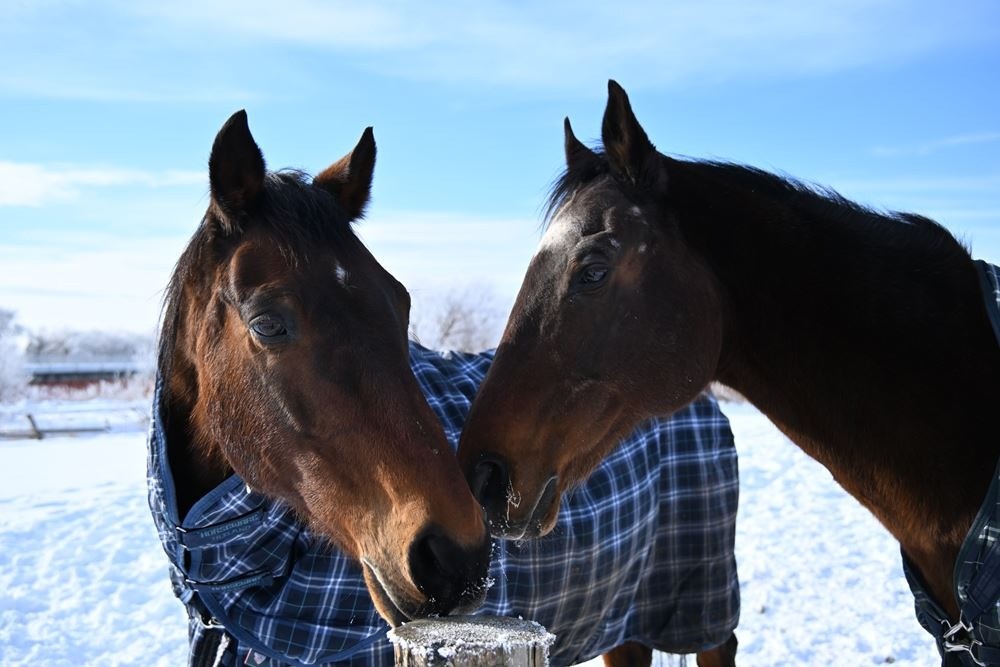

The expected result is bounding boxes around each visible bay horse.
[156,111,492,628]
[457,82,1000,665]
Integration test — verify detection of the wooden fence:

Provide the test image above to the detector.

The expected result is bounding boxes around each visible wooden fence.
[0,405,149,439]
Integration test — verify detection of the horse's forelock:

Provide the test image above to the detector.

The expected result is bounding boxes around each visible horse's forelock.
[543,151,610,230]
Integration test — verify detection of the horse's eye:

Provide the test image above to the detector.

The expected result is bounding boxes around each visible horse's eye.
[579,265,609,286]
[249,314,288,340]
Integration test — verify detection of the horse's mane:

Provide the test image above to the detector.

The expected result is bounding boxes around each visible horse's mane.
[692,161,969,257]
[157,170,357,387]
[545,153,969,264]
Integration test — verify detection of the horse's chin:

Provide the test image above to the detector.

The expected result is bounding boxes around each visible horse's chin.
[489,512,559,540]
[361,560,419,627]
[536,505,560,537]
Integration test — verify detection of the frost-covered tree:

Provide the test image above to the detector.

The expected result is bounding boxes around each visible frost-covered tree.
[0,309,27,402]
[26,329,153,362]
[410,287,506,353]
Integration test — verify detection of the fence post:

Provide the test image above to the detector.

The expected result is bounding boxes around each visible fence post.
[25,413,42,439]
[389,615,554,666]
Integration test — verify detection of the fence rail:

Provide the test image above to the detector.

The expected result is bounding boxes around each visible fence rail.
[0,406,149,439]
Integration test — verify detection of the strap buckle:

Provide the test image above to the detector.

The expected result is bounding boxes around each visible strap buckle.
[942,617,986,666]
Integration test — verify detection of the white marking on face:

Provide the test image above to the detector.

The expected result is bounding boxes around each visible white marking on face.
[335,262,349,285]
[534,215,577,258]
[629,205,649,226]
[638,243,648,254]
[609,237,620,249]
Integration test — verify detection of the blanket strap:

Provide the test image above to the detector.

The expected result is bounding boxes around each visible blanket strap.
[190,623,234,667]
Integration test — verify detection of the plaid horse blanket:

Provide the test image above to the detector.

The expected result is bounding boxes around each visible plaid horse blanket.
[148,343,740,666]
[904,261,1000,667]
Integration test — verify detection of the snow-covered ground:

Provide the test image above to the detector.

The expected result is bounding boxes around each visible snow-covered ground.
[0,402,940,666]
[713,404,938,666]
[0,431,187,666]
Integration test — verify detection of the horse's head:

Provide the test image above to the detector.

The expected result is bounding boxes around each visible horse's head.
[458,82,723,539]
[161,112,490,625]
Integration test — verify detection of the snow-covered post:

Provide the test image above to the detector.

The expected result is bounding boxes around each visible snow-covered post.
[389,615,554,666]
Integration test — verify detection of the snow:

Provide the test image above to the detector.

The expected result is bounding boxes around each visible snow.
[0,402,941,666]
[389,616,555,661]
[0,431,186,666]
[722,404,936,665]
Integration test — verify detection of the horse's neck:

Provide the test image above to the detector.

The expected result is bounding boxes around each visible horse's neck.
[673,162,1000,559]
[163,338,232,519]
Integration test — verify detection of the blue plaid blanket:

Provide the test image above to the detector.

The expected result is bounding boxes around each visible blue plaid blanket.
[904,261,1000,667]
[148,343,740,666]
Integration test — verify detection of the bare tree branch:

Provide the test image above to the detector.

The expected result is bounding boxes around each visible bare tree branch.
[410,286,505,352]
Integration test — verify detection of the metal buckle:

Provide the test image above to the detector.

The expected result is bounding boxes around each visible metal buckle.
[943,617,974,641]
[942,617,986,666]
[204,616,226,631]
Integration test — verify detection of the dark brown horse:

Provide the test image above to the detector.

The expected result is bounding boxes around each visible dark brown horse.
[159,111,492,626]
[458,82,1000,663]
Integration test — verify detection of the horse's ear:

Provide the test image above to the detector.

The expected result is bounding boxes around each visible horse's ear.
[209,110,266,231]
[601,80,659,189]
[314,127,376,220]
[564,117,602,175]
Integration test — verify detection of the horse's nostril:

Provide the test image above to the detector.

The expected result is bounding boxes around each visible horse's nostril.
[409,525,491,615]
[419,532,458,579]
[410,528,456,604]
[470,456,510,510]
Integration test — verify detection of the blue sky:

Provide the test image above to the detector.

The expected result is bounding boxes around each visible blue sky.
[1,0,998,334]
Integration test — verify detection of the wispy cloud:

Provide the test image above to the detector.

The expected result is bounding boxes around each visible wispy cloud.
[0,162,203,207]
[129,0,429,50]
[153,1,1000,89]
[0,77,261,104]
[3,0,998,99]
[871,132,1000,157]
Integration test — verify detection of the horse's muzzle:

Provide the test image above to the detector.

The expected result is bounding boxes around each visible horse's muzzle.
[408,523,493,615]
[467,454,559,540]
